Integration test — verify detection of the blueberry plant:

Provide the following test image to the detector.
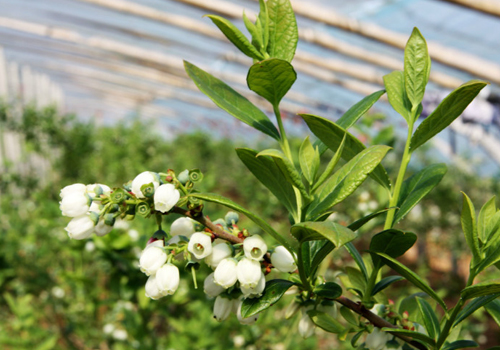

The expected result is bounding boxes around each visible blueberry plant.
[59,1,500,349]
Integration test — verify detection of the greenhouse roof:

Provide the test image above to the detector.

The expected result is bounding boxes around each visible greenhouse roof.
[1,0,500,172]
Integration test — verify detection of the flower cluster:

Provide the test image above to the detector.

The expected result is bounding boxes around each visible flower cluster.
[59,169,301,327]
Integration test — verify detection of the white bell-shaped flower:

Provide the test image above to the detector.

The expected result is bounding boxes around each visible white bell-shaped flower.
[271,246,297,273]
[243,234,267,261]
[145,275,163,300]
[205,243,232,269]
[170,217,195,237]
[131,171,159,198]
[298,308,316,338]
[154,184,180,213]
[214,258,238,288]
[204,272,225,298]
[94,219,113,237]
[365,328,391,350]
[237,258,262,289]
[187,232,212,260]
[213,295,234,322]
[156,263,180,296]
[60,191,91,217]
[65,215,94,240]
[240,271,265,298]
[236,299,259,325]
[139,245,167,276]
[60,183,86,199]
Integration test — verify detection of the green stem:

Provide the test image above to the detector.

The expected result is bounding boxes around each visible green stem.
[273,103,302,222]
[436,272,476,349]
[384,123,414,230]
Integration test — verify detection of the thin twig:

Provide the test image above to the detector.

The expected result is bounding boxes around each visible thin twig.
[335,296,428,350]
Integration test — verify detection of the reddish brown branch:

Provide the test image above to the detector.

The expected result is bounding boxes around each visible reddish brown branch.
[335,296,428,350]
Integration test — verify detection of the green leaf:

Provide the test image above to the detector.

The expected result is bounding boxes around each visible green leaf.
[236,148,297,218]
[301,114,391,190]
[314,282,343,299]
[267,0,298,62]
[475,236,500,274]
[394,163,447,224]
[291,221,356,247]
[243,12,262,52]
[410,80,488,151]
[205,15,264,60]
[184,61,280,140]
[247,58,297,106]
[369,230,417,269]
[478,196,497,244]
[461,192,481,265]
[485,299,500,328]
[301,240,326,276]
[380,328,436,346]
[336,90,386,129]
[307,145,390,220]
[345,242,369,281]
[241,279,294,317]
[416,297,440,340]
[372,252,447,310]
[307,310,345,334]
[340,306,359,326]
[309,208,389,279]
[454,293,500,327]
[404,28,430,109]
[461,282,500,300]
[257,148,309,200]
[372,276,404,296]
[343,267,367,297]
[188,192,293,251]
[442,340,479,350]
[384,70,412,123]
[484,211,500,250]
[35,336,59,350]
[299,136,320,185]
[312,134,346,192]
[258,0,269,51]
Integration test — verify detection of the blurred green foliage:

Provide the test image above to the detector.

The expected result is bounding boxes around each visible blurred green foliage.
[1,105,499,349]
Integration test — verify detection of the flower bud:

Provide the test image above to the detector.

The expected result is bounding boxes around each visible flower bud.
[187,232,212,260]
[177,169,190,184]
[139,245,168,276]
[240,271,265,298]
[298,308,316,338]
[237,258,262,289]
[204,272,225,298]
[205,243,232,269]
[243,235,267,261]
[271,246,297,273]
[214,258,238,288]
[156,263,180,296]
[86,184,111,200]
[60,183,86,199]
[225,211,239,226]
[94,219,113,237]
[213,296,234,322]
[236,299,259,325]
[365,328,390,350]
[65,215,95,240]
[145,275,163,300]
[154,184,180,213]
[170,217,195,237]
[60,192,91,217]
[131,171,159,198]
